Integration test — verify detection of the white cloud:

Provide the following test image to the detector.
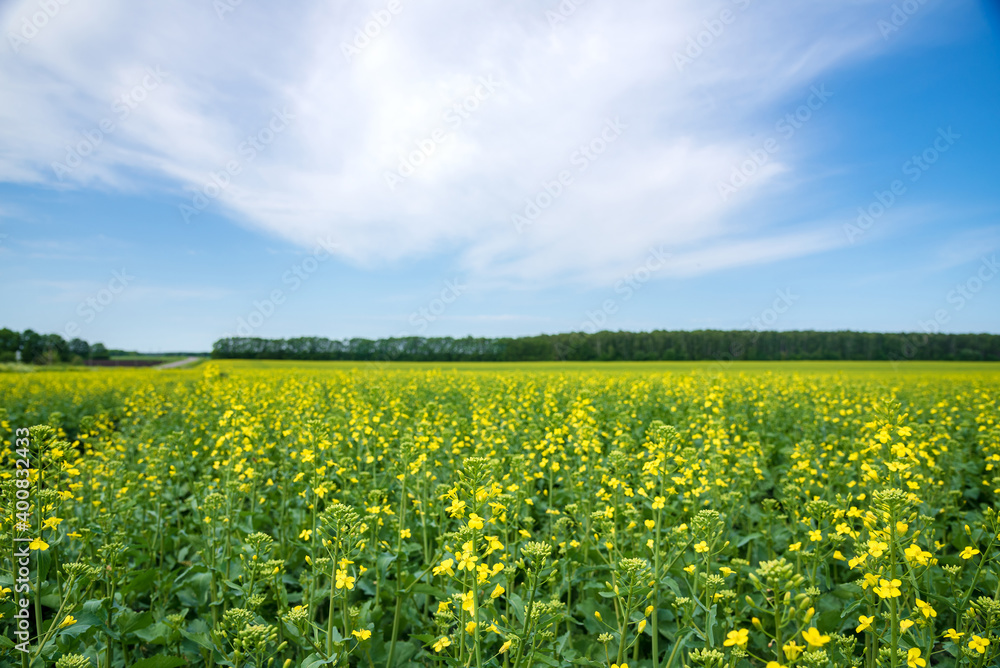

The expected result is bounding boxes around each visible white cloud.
[1,0,910,284]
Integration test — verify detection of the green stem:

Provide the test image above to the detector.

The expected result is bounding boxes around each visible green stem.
[889,507,899,668]
[652,503,661,668]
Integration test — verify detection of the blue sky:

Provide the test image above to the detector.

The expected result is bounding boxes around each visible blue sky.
[1,0,998,352]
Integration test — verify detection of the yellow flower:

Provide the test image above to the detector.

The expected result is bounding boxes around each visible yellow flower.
[28,538,49,551]
[644,520,655,530]
[906,647,925,668]
[499,640,512,653]
[645,605,654,616]
[960,546,980,560]
[801,628,830,648]
[484,536,504,555]
[857,615,874,633]
[766,663,781,668]
[457,552,478,571]
[652,496,665,509]
[447,499,467,518]
[915,599,936,618]
[808,529,822,542]
[683,564,696,574]
[465,621,477,633]
[352,629,371,640]
[468,513,484,530]
[461,591,474,612]
[433,559,455,577]
[637,619,646,634]
[899,619,914,633]
[58,615,76,629]
[904,544,931,566]
[783,641,804,660]
[432,635,452,652]
[868,540,888,558]
[788,542,802,552]
[335,569,355,590]
[873,578,902,599]
[723,628,749,649]
[694,541,709,554]
[490,585,505,599]
[299,529,312,541]
[944,628,964,642]
[968,636,990,654]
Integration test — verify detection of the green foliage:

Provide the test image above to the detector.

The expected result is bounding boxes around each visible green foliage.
[0,364,998,667]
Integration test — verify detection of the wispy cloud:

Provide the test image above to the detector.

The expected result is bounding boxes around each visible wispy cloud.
[0,0,940,285]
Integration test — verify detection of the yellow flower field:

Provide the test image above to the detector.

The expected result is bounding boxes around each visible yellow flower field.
[1,362,998,668]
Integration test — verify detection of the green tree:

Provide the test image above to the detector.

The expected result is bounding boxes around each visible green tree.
[19,329,42,363]
[0,327,19,362]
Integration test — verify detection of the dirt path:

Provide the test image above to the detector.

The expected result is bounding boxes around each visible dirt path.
[156,356,202,369]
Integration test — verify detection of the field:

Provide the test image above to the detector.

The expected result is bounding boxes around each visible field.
[1,361,998,668]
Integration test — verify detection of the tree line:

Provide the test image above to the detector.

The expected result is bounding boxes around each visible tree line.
[212,330,1000,362]
[0,328,111,364]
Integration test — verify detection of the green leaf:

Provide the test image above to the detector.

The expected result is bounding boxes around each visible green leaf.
[122,568,159,595]
[839,597,864,620]
[118,610,154,635]
[130,657,188,668]
[408,582,447,599]
[392,641,417,665]
[300,653,340,668]
[178,628,215,651]
[134,621,171,644]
